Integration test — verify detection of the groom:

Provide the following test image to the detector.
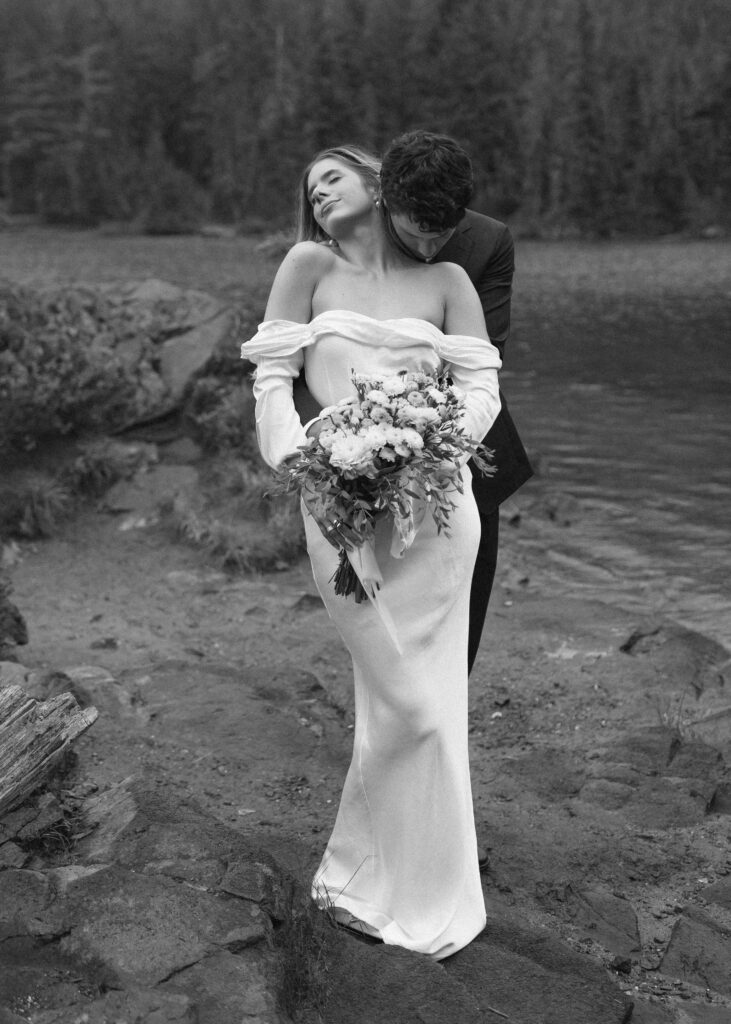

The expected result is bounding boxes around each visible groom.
[379,130,533,673]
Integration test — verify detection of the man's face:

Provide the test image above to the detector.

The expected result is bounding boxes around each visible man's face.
[388,212,455,262]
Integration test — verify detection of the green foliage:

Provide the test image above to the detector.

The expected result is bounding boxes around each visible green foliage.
[2,0,730,235]
[64,438,149,496]
[0,474,73,539]
[0,283,169,453]
[2,44,114,224]
[275,874,332,1020]
[185,376,258,455]
[166,491,305,572]
[164,453,306,572]
[0,438,155,540]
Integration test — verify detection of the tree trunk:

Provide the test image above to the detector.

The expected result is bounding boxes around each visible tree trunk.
[0,685,98,817]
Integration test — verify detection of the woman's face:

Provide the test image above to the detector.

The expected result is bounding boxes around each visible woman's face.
[306,158,375,234]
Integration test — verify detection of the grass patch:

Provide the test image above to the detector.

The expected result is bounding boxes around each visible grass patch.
[0,438,155,540]
[163,454,306,572]
[275,874,332,1022]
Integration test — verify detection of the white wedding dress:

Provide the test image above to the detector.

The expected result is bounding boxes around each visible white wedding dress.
[241,310,501,959]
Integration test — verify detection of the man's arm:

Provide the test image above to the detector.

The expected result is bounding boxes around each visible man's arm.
[474,223,514,361]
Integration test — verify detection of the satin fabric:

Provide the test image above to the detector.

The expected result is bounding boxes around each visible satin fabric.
[241,312,500,958]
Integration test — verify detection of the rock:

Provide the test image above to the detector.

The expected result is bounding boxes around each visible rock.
[63,986,196,1023]
[500,745,586,802]
[444,914,633,1023]
[0,663,31,688]
[689,708,731,759]
[162,436,203,464]
[660,905,731,995]
[101,464,199,514]
[564,885,642,958]
[77,778,290,918]
[0,780,303,1021]
[619,621,728,694]
[45,665,148,723]
[581,728,725,828]
[322,937,483,1024]
[710,781,731,814]
[163,949,284,1024]
[704,879,731,910]
[0,842,25,868]
[681,1005,731,1023]
[625,1001,677,1023]
[32,864,268,987]
[0,1008,27,1024]
[159,310,235,403]
[0,942,108,1020]
[123,279,190,304]
[0,868,52,929]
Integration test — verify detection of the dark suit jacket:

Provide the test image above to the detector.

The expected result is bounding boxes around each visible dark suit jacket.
[436,210,533,514]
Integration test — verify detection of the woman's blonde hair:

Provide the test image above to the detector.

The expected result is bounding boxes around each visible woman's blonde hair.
[295,145,381,242]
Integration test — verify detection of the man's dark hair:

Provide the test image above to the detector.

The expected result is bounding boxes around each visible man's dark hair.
[380,130,474,232]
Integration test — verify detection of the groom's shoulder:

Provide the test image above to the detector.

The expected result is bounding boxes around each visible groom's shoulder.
[459,208,510,241]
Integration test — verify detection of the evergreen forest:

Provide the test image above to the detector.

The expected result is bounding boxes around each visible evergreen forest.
[1,0,729,237]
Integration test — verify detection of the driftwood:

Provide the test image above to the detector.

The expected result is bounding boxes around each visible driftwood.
[0,684,98,817]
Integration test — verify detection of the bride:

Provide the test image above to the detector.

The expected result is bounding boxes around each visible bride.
[241,145,502,960]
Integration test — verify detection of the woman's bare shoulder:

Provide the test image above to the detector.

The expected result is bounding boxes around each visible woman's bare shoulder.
[429,260,471,285]
[283,240,337,268]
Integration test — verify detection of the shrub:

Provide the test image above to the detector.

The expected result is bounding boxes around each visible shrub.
[164,453,306,572]
[0,474,73,539]
[0,283,189,454]
[184,376,258,455]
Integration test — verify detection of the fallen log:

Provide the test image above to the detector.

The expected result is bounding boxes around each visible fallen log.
[0,684,98,817]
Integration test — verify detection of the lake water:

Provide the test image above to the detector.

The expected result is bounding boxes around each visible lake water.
[505,279,731,652]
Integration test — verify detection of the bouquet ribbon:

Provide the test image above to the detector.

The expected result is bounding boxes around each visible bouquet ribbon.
[346,540,403,654]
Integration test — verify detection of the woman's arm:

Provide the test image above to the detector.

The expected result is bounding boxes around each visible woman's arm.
[439,263,502,443]
[245,243,328,468]
[264,241,327,321]
[441,262,490,340]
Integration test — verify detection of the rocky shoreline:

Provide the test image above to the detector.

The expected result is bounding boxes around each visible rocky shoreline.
[1,463,730,1022]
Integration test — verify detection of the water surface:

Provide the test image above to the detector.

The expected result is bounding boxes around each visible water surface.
[506,259,731,650]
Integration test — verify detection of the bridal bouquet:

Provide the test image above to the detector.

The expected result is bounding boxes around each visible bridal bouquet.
[277,369,495,616]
